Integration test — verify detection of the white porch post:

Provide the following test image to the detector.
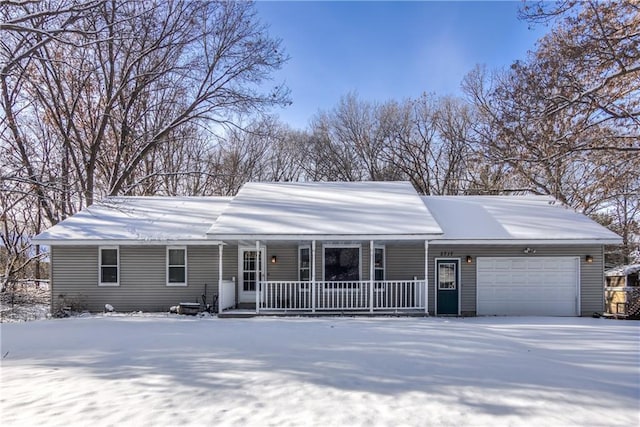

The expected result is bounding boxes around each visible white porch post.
[218,243,223,314]
[311,240,316,313]
[369,240,374,313]
[255,240,260,314]
[424,240,429,315]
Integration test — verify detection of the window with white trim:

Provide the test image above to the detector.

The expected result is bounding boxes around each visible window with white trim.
[99,246,119,286]
[167,246,187,286]
[374,246,385,281]
[299,245,311,282]
[323,244,361,288]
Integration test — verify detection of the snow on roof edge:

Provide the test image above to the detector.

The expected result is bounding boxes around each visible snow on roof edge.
[33,195,232,242]
[605,264,640,277]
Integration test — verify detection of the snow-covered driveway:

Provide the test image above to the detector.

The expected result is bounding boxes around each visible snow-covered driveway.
[1,316,638,426]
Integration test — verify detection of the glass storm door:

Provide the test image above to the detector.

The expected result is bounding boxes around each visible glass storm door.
[437,259,459,315]
[240,249,264,303]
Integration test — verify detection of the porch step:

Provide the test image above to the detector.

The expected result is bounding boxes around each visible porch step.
[218,311,258,319]
[237,303,256,310]
[217,309,429,318]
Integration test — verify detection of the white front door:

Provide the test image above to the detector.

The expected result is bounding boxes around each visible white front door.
[239,248,265,303]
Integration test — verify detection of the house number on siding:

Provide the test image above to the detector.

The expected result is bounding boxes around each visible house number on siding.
[440,251,453,257]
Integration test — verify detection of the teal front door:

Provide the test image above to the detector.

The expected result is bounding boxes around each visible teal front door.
[437,259,459,315]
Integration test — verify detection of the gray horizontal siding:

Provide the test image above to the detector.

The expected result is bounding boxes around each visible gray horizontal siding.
[267,244,298,281]
[428,244,604,316]
[580,246,605,315]
[362,244,371,281]
[188,246,218,306]
[51,242,604,316]
[222,245,238,281]
[52,245,223,312]
[51,246,99,312]
[386,243,425,280]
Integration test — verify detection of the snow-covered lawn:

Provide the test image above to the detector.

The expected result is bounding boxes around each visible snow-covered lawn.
[1,316,638,426]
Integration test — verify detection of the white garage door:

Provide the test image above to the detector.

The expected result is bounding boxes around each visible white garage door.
[477,257,579,316]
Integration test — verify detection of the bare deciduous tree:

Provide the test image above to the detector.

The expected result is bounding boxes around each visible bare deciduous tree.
[1,0,289,285]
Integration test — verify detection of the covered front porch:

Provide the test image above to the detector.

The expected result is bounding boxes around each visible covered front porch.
[205,182,444,316]
[221,279,428,315]
[215,239,431,315]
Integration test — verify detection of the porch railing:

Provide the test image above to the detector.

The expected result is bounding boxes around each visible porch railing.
[259,280,425,312]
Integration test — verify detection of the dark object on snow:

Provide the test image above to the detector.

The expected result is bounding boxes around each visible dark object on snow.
[60,306,72,317]
[212,294,218,313]
[592,312,602,318]
[178,302,200,315]
[201,293,219,314]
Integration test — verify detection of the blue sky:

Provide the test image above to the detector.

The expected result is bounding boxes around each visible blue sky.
[255,1,548,129]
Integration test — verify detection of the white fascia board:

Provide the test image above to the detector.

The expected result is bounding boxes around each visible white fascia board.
[34,239,225,246]
[208,233,443,241]
[428,238,622,245]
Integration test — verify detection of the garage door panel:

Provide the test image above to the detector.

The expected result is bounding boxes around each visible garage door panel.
[510,259,528,269]
[490,259,513,270]
[525,259,546,269]
[477,257,579,316]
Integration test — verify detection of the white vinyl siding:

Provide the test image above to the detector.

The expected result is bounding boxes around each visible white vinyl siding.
[167,246,187,286]
[99,246,119,286]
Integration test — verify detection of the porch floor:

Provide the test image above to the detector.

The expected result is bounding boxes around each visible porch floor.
[218,309,429,318]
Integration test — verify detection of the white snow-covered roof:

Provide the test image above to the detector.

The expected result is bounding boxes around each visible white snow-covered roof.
[33,196,231,245]
[605,264,640,277]
[33,183,622,245]
[422,195,622,244]
[207,181,443,239]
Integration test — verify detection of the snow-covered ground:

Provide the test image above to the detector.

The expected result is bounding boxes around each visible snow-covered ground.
[1,315,638,426]
[0,283,50,323]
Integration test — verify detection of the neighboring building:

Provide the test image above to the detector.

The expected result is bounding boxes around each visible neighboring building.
[33,181,621,316]
[604,264,640,318]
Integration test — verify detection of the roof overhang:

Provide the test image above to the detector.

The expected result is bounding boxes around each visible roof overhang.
[34,237,620,246]
[34,239,225,246]
[427,238,622,245]
[214,233,443,241]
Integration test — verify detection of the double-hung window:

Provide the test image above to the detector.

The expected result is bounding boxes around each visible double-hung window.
[374,246,385,281]
[373,246,385,291]
[299,246,311,290]
[299,246,311,282]
[99,246,119,286]
[167,246,187,286]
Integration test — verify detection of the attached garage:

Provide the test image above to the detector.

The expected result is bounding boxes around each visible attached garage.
[477,257,580,316]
